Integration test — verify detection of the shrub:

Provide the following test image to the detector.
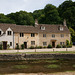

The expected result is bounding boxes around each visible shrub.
[62,45,66,48]
[66,40,70,46]
[43,46,47,48]
[21,44,24,49]
[29,46,35,49]
[16,44,20,49]
[47,44,52,48]
[56,45,61,48]
[7,44,10,49]
[0,44,2,50]
[35,46,42,49]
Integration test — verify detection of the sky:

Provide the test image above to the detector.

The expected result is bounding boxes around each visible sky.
[0,0,75,15]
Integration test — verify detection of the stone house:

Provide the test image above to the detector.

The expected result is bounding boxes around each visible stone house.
[0,20,70,49]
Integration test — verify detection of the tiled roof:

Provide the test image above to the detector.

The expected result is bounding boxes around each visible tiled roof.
[0,23,70,34]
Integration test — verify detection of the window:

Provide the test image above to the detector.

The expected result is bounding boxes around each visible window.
[10,42,12,46]
[61,34,64,37]
[43,42,47,46]
[52,34,55,38]
[31,41,35,45]
[60,42,65,45]
[31,33,35,37]
[43,34,46,37]
[41,26,45,30]
[0,31,1,35]
[7,31,11,35]
[20,33,24,37]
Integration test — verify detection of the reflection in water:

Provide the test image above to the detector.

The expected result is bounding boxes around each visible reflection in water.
[0,59,75,74]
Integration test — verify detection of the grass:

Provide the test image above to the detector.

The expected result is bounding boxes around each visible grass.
[12,65,29,69]
[45,64,60,69]
[0,51,75,54]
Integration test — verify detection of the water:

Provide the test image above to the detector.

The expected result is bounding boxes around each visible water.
[0,59,75,74]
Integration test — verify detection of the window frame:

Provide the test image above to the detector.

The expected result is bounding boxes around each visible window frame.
[20,33,24,37]
[43,42,47,46]
[52,34,55,38]
[0,31,1,35]
[43,34,46,37]
[31,41,35,45]
[10,42,12,46]
[7,31,12,35]
[61,34,64,37]
[31,33,35,37]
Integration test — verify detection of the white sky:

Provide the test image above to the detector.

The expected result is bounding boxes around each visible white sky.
[0,0,75,14]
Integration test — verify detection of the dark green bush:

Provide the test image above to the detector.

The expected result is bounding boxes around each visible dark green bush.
[47,44,52,48]
[56,45,61,48]
[16,44,20,49]
[0,44,2,50]
[35,46,42,49]
[62,45,66,48]
[29,46,35,49]
[21,44,24,49]
[43,46,47,48]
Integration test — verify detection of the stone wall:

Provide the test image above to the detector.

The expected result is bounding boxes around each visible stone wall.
[0,53,75,61]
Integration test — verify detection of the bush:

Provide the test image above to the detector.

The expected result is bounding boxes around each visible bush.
[62,45,66,48]
[66,40,70,46]
[43,46,47,48]
[47,44,52,48]
[21,44,24,49]
[35,46,42,49]
[7,44,10,49]
[56,45,61,48]
[0,44,2,50]
[29,46,35,49]
[16,44,20,49]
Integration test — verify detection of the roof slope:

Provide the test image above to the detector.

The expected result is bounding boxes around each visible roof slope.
[0,23,70,34]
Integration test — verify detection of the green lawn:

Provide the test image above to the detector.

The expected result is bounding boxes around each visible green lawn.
[0,51,75,54]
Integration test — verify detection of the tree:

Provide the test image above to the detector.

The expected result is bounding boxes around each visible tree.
[69,27,75,42]
[7,11,34,25]
[44,4,61,24]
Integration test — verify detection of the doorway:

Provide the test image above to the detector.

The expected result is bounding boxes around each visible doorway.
[3,42,7,50]
[52,41,55,48]
[24,42,27,48]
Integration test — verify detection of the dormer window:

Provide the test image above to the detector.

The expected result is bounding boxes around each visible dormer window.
[0,31,1,35]
[41,26,45,30]
[60,27,63,31]
[7,31,11,35]
[58,26,63,31]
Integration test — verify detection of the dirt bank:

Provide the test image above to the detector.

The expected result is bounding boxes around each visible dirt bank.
[5,71,75,75]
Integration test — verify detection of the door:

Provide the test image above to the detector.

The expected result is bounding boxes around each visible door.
[52,41,55,48]
[24,42,27,48]
[3,42,7,50]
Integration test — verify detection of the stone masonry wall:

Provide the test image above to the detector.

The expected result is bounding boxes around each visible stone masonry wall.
[0,54,75,61]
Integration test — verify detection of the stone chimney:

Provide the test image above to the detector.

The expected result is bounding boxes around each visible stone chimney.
[63,19,66,26]
[35,19,38,27]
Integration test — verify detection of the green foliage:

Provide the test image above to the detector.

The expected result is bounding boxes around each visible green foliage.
[66,40,72,48]
[6,11,34,25]
[12,65,29,69]
[45,64,60,69]
[62,45,66,48]
[47,44,52,48]
[69,27,75,42]
[16,44,20,49]
[29,46,35,49]
[7,44,10,49]
[35,46,42,49]
[66,40,70,46]
[0,44,2,50]
[56,45,61,48]
[21,44,24,49]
